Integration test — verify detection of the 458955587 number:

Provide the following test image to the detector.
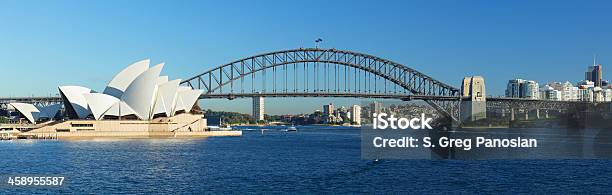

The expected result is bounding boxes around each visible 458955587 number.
[7,176,64,186]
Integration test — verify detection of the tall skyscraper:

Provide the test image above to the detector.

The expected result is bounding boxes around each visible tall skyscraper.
[323,104,334,116]
[350,105,361,125]
[585,57,603,87]
[370,101,382,114]
[252,96,264,121]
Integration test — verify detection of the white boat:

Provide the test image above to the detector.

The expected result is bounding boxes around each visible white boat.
[208,117,233,131]
[287,126,297,131]
[207,124,232,131]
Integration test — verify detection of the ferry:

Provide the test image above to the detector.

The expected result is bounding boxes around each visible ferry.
[208,117,233,131]
[208,124,233,131]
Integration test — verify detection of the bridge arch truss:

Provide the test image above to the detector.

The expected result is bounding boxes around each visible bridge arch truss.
[181,48,461,121]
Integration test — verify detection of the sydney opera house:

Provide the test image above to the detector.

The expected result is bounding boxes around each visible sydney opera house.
[3,60,240,139]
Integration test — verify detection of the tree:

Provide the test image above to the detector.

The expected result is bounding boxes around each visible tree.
[342,117,351,124]
[0,116,8,124]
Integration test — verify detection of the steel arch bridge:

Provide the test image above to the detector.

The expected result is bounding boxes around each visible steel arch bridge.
[181,48,461,121]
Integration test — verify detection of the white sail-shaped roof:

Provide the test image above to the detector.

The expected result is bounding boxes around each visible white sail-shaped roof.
[105,102,121,116]
[104,101,137,117]
[177,86,192,92]
[153,95,166,115]
[152,75,171,115]
[157,76,169,84]
[83,93,119,120]
[172,86,197,113]
[173,96,186,113]
[45,59,202,122]
[103,59,150,98]
[9,103,40,124]
[176,89,203,114]
[59,86,93,119]
[153,79,181,116]
[121,63,164,120]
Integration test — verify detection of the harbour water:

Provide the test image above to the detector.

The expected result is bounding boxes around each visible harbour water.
[1,126,611,193]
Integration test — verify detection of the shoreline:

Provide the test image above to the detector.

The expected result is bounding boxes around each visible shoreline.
[3,130,242,140]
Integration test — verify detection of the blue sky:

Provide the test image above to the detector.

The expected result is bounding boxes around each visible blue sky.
[1,0,611,114]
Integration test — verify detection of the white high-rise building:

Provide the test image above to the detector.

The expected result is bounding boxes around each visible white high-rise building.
[574,80,612,102]
[371,101,382,114]
[540,85,562,101]
[568,86,579,101]
[323,104,334,116]
[593,87,605,102]
[578,80,595,88]
[350,105,361,125]
[549,81,578,101]
[604,89,612,102]
[523,80,539,99]
[577,88,594,102]
[252,96,264,121]
[577,88,585,101]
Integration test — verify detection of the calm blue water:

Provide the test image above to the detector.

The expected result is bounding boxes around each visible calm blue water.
[0,126,610,194]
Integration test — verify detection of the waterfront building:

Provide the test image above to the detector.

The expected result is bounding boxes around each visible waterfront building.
[323,104,334,116]
[505,79,539,99]
[523,80,539,99]
[585,61,603,87]
[604,89,612,102]
[578,80,595,88]
[336,111,344,122]
[371,101,383,114]
[540,85,562,101]
[577,88,585,101]
[505,79,524,98]
[323,112,340,124]
[11,59,203,124]
[252,95,265,121]
[2,60,242,139]
[337,106,350,122]
[593,87,605,102]
[350,105,361,125]
[568,86,578,101]
[549,81,577,101]
[572,80,612,102]
[338,106,348,116]
[577,88,594,102]
[8,103,61,124]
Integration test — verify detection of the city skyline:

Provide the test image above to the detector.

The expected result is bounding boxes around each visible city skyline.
[504,60,612,103]
[1,0,612,114]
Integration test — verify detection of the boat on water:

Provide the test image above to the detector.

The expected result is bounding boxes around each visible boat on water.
[287,126,298,132]
[207,126,230,131]
[208,123,233,131]
[208,117,234,131]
